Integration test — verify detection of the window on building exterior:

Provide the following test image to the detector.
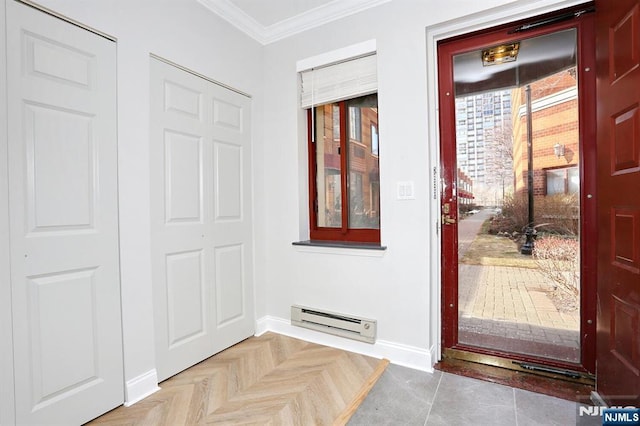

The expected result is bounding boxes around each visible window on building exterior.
[371,124,379,156]
[307,94,380,242]
[349,107,362,141]
[546,166,579,195]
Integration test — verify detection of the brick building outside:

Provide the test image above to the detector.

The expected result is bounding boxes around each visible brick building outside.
[511,68,580,234]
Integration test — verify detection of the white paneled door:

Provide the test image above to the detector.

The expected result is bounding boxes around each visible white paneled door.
[150,58,254,381]
[5,1,123,425]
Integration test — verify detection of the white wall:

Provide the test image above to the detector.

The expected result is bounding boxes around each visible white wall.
[5,0,591,412]
[28,0,264,403]
[255,0,589,370]
[256,0,516,369]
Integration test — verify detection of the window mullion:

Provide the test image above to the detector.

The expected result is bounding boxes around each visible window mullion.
[340,101,349,235]
[308,108,319,234]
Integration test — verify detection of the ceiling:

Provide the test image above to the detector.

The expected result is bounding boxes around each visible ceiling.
[196,0,391,45]
[229,0,335,27]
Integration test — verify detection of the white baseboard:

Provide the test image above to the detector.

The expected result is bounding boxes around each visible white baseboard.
[124,369,161,407]
[256,315,433,373]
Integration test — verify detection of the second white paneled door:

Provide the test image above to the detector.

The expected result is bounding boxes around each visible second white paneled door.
[150,57,254,381]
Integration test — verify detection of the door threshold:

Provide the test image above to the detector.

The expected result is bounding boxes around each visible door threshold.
[438,349,595,402]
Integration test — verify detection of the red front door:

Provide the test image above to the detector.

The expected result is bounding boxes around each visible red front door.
[438,7,597,375]
[595,0,640,406]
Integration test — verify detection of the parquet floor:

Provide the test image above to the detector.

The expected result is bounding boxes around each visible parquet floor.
[88,332,388,425]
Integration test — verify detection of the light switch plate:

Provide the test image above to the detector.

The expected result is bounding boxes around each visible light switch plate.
[397,181,415,200]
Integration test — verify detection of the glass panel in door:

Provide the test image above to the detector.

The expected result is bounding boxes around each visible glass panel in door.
[453,29,581,363]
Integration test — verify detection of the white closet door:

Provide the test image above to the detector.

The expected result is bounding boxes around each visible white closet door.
[208,81,255,355]
[6,1,123,424]
[150,58,254,381]
[0,1,13,424]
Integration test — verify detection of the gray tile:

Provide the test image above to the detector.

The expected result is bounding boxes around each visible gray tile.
[575,403,605,426]
[425,373,516,426]
[348,364,441,426]
[514,388,581,426]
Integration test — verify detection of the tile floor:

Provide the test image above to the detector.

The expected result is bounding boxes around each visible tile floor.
[349,364,601,426]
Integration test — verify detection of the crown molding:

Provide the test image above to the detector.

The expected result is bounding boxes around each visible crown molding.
[197,0,391,45]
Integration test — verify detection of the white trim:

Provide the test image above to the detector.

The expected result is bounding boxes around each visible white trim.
[124,370,161,407]
[18,0,116,41]
[196,0,264,43]
[296,39,377,72]
[256,315,433,373]
[149,53,251,99]
[424,0,591,367]
[197,0,390,45]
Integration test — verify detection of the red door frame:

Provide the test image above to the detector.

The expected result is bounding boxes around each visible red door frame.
[438,6,597,374]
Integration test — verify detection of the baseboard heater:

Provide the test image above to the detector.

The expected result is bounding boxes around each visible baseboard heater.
[291,305,376,343]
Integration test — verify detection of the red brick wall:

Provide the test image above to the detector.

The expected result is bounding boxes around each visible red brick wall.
[511,69,580,198]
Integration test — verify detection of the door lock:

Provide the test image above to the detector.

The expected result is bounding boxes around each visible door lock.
[442,203,456,224]
[442,214,456,225]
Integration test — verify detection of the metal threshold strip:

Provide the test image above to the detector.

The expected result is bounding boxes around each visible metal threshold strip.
[442,348,595,385]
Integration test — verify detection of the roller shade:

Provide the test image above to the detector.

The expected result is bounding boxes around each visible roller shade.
[300,53,377,109]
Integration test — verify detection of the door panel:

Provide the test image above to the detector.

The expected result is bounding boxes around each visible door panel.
[150,58,254,381]
[166,250,206,347]
[165,131,202,223]
[26,104,94,229]
[214,141,242,219]
[596,0,640,405]
[7,1,123,424]
[214,244,245,326]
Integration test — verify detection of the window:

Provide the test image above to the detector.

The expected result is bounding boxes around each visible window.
[546,166,579,195]
[349,107,362,141]
[371,124,379,156]
[332,105,340,138]
[307,94,380,242]
[299,50,379,243]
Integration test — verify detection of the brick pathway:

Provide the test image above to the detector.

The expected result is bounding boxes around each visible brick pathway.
[458,264,580,357]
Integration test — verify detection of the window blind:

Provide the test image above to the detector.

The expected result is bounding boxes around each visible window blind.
[299,53,377,109]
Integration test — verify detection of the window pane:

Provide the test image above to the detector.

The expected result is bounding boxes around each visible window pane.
[546,169,565,195]
[347,95,380,229]
[371,124,379,156]
[333,105,340,136]
[349,106,361,141]
[568,167,579,194]
[315,104,341,228]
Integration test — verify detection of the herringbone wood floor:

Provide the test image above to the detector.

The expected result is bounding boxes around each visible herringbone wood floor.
[88,332,388,425]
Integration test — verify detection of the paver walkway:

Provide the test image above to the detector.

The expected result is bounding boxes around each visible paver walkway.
[456,209,580,361]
